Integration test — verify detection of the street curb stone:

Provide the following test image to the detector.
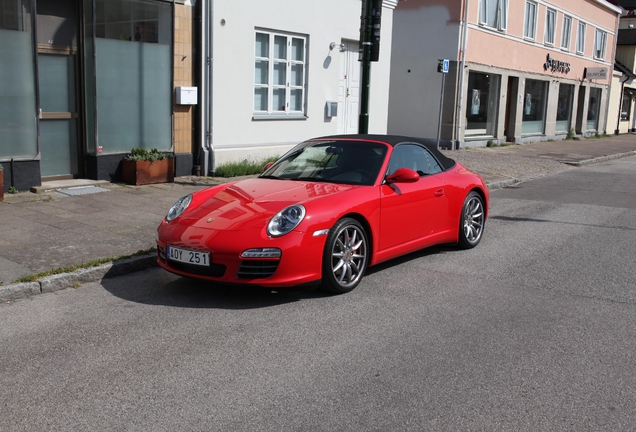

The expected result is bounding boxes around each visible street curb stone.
[0,282,40,302]
[1,254,158,302]
[487,178,520,190]
[565,150,636,167]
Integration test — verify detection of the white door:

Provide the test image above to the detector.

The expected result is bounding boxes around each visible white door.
[338,41,361,134]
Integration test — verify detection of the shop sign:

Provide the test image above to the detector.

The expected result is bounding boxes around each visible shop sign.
[544,53,570,74]
[585,67,608,80]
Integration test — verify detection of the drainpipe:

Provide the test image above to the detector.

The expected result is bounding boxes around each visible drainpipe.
[199,0,213,175]
[455,0,469,149]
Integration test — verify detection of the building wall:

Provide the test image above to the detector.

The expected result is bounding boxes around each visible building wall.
[173,3,196,176]
[210,0,396,166]
[173,4,195,155]
[388,0,620,146]
[387,3,460,138]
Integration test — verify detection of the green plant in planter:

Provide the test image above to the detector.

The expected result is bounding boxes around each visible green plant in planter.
[125,148,174,164]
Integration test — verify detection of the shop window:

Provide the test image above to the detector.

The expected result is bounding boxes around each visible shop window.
[521,79,547,135]
[556,84,574,133]
[576,22,585,54]
[544,9,556,45]
[593,29,607,60]
[479,0,507,31]
[586,87,601,131]
[0,0,38,159]
[254,30,307,118]
[524,1,537,40]
[561,15,572,50]
[621,93,631,122]
[88,0,173,154]
[465,71,500,137]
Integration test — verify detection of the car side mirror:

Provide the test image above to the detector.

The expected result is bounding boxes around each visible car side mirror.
[385,167,420,184]
[263,161,275,172]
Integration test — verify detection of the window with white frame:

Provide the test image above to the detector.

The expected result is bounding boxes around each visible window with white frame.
[594,28,607,60]
[545,9,556,45]
[254,30,307,117]
[479,0,507,31]
[561,15,572,50]
[576,22,586,53]
[524,1,537,40]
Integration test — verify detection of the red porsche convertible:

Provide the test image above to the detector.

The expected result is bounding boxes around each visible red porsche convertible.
[157,135,488,293]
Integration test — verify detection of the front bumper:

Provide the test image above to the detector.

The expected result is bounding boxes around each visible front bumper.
[156,220,326,288]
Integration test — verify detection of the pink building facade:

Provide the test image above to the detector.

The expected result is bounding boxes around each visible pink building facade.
[388,0,622,147]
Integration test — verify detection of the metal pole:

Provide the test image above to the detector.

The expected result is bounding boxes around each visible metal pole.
[436,72,445,150]
[358,0,373,134]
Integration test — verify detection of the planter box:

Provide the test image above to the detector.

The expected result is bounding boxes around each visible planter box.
[121,158,174,185]
[0,170,4,200]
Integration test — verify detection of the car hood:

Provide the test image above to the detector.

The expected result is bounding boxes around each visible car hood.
[179,178,355,231]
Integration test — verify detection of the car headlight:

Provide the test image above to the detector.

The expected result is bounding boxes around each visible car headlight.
[267,204,306,237]
[166,194,192,222]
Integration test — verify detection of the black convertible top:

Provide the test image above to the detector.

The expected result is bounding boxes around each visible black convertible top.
[314,134,457,171]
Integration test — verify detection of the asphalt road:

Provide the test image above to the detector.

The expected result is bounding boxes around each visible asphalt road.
[2,156,636,431]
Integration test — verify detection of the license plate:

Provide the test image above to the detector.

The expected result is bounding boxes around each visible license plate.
[166,245,210,266]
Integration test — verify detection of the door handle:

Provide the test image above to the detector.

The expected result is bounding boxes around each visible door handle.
[346,88,350,97]
[434,188,445,197]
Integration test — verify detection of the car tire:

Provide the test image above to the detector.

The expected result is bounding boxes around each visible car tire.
[321,218,369,294]
[458,191,485,249]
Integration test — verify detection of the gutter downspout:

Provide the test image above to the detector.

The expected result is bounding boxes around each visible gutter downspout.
[199,0,213,175]
[455,0,469,149]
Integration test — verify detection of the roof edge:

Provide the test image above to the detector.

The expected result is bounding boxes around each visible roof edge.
[596,0,624,14]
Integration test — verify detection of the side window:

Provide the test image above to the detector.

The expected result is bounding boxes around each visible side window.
[388,144,443,176]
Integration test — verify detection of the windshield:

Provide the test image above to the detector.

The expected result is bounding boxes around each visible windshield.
[260,140,389,186]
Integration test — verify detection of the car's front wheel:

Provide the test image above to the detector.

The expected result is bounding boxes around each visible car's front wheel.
[322,218,369,294]
[458,191,485,249]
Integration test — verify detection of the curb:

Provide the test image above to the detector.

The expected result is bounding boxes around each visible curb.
[486,178,520,190]
[564,150,636,167]
[0,254,158,303]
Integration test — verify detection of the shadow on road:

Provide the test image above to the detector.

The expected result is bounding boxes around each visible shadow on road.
[100,268,331,310]
[100,244,460,309]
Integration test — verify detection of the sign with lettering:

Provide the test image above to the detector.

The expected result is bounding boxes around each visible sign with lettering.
[585,67,608,80]
[544,54,570,74]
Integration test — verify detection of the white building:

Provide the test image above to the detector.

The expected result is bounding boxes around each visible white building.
[201,0,398,173]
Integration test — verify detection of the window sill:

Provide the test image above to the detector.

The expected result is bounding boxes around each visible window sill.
[252,114,308,121]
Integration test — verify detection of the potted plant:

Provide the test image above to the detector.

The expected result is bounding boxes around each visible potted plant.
[121,148,175,185]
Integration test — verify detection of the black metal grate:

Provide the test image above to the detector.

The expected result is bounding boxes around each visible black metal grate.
[237,260,280,279]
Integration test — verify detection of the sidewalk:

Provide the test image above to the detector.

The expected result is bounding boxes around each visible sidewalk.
[2,135,636,301]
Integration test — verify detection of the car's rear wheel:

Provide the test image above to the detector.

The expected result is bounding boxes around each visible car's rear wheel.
[458,191,485,249]
[322,218,369,294]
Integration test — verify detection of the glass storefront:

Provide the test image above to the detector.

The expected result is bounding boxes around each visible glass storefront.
[465,71,500,137]
[0,0,37,159]
[85,0,172,155]
[621,92,631,122]
[587,87,601,131]
[522,79,547,134]
[556,83,574,134]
